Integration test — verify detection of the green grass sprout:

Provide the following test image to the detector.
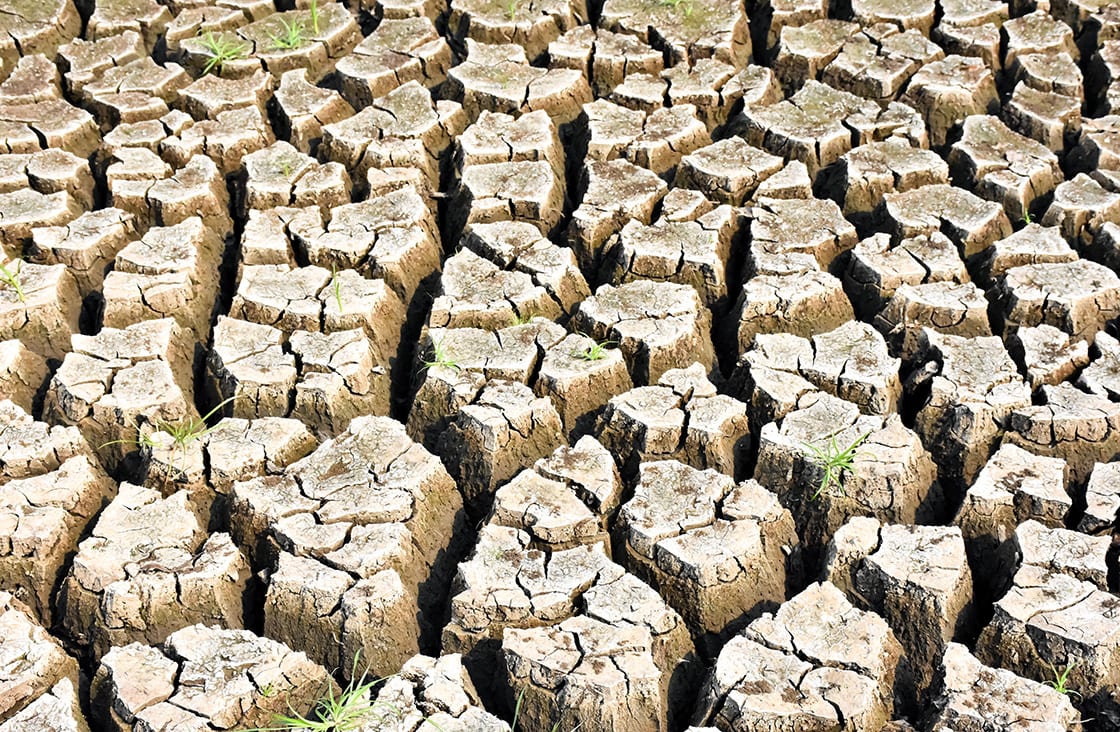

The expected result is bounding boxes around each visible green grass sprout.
[0,260,25,303]
[802,431,870,500]
[199,31,249,75]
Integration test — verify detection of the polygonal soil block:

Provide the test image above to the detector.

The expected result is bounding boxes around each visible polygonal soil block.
[1013,324,1092,394]
[755,393,937,552]
[536,333,633,437]
[771,18,859,93]
[843,232,968,319]
[271,69,355,155]
[990,260,1120,344]
[953,442,1070,595]
[1081,460,1120,534]
[1003,82,1082,152]
[449,0,587,62]
[101,217,223,345]
[693,582,903,731]
[290,328,391,432]
[0,591,82,728]
[731,321,901,419]
[745,196,857,277]
[598,0,751,67]
[972,223,1077,285]
[59,485,248,659]
[930,643,1083,730]
[882,183,1012,259]
[0,259,80,361]
[230,416,464,675]
[89,625,332,732]
[571,280,714,385]
[567,157,667,278]
[43,319,197,472]
[373,654,510,731]
[335,16,451,109]
[438,380,564,516]
[822,28,944,102]
[606,205,737,310]
[829,138,949,219]
[238,141,350,218]
[207,317,298,421]
[617,461,799,650]
[1013,520,1110,590]
[673,136,783,205]
[489,466,608,552]
[1002,10,1077,69]
[28,207,137,297]
[874,281,992,361]
[0,149,93,212]
[730,270,854,354]
[914,331,1032,490]
[204,417,318,498]
[429,249,563,330]
[0,453,114,623]
[445,40,591,124]
[1080,331,1120,401]
[1042,173,1120,248]
[899,54,999,147]
[825,521,973,697]
[1004,382,1120,485]
[452,160,564,239]
[596,364,751,479]
[161,107,275,177]
[548,26,663,98]
[457,110,565,181]
[111,155,232,239]
[948,115,1062,221]
[0,341,47,414]
[0,100,98,160]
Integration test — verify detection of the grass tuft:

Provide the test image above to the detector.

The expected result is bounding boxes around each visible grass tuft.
[309,0,321,33]
[571,339,614,362]
[0,260,25,303]
[199,31,249,75]
[270,17,307,50]
[422,338,459,371]
[99,396,238,475]
[657,0,694,17]
[1046,661,1078,697]
[802,430,870,500]
[331,265,344,313]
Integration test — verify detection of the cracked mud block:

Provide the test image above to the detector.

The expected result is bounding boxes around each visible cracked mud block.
[488,439,619,550]
[438,380,564,515]
[335,17,450,111]
[429,248,564,330]
[567,158,667,278]
[824,521,973,696]
[549,26,663,98]
[929,643,1082,731]
[754,0,828,58]
[674,137,783,206]
[291,189,441,312]
[449,0,587,62]
[852,0,936,34]
[44,318,196,470]
[1010,51,1085,102]
[0,0,79,69]
[0,189,83,258]
[446,41,591,125]
[75,58,190,131]
[616,461,799,650]
[101,217,223,346]
[239,141,350,218]
[899,55,1000,148]
[1004,382,1120,485]
[874,281,992,361]
[599,0,750,67]
[230,417,462,674]
[107,153,232,238]
[202,417,317,501]
[771,19,858,93]
[1081,460,1120,534]
[745,196,856,278]
[606,204,737,310]
[0,591,81,728]
[207,317,296,420]
[28,208,137,298]
[1078,332,1120,403]
[90,625,331,732]
[828,139,948,220]
[156,106,274,177]
[1002,10,1078,71]
[1011,325,1090,391]
[0,675,87,732]
[953,443,1071,596]
[238,207,311,269]
[930,0,1007,70]
[59,484,249,660]
[0,54,61,105]
[456,110,565,183]
[595,364,750,478]
[583,102,712,178]
[731,321,902,422]
[0,149,92,210]
[177,69,275,124]
[406,320,566,447]
[57,31,144,97]
[0,426,112,620]
[607,72,667,114]
[882,183,1012,260]
[452,160,565,238]
[320,81,464,193]
[1014,519,1111,590]
[844,233,968,319]
[990,259,1120,344]
[972,223,1078,285]
[0,259,80,361]
[756,393,936,552]
[660,60,768,133]
[536,333,634,437]
[751,160,812,200]
[948,115,1062,222]
[914,332,1031,489]
[1071,115,1120,173]
[373,653,510,731]
[271,69,354,155]
[693,581,903,731]
[0,343,45,413]
[1043,173,1120,247]
[0,98,99,158]
[85,0,170,50]
[1003,82,1082,152]
[461,221,590,316]
[571,280,715,386]
[730,270,854,354]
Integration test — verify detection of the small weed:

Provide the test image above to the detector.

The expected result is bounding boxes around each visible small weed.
[260,684,277,699]
[1022,209,1033,225]
[510,311,535,326]
[1047,661,1078,697]
[505,0,518,19]
[572,339,614,362]
[270,17,306,50]
[99,396,238,473]
[199,31,249,75]
[422,338,459,371]
[657,0,693,17]
[309,0,321,33]
[0,260,25,303]
[279,160,293,177]
[331,264,344,313]
[802,431,870,500]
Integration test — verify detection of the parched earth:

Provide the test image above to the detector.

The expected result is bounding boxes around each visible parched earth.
[2,0,1120,729]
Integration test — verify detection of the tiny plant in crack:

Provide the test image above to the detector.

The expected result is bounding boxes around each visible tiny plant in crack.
[1022,209,1033,225]
[0,260,25,302]
[308,0,321,33]
[270,17,307,50]
[99,396,238,473]
[199,31,249,75]
[504,0,518,20]
[572,339,615,362]
[331,264,344,313]
[1046,661,1078,697]
[657,0,694,18]
[803,431,870,500]
[422,338,459,371]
